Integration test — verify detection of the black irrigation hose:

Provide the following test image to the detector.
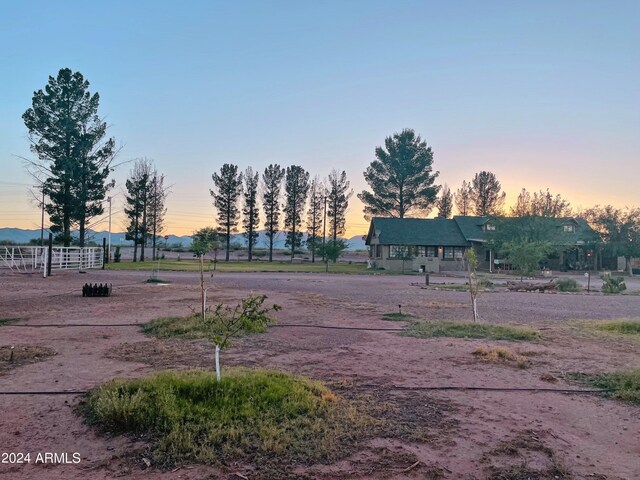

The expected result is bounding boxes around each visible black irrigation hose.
[0,386,608,396]
[0,390,88,396]
[7,323,144,327]
[6,323,405,331]
[384,385,606,394]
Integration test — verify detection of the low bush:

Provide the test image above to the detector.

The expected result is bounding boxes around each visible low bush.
[601,275,626,294]
[555,278,580,292]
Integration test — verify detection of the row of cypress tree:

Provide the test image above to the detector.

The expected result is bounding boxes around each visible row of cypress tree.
[210,164,352,262]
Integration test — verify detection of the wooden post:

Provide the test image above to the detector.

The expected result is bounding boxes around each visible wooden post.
[47,233,53,277]
[102,238,107,269]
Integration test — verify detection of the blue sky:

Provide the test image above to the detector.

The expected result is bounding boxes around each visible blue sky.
[1,0,638,235]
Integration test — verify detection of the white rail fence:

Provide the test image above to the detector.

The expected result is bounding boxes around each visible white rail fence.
[0,246,103,277]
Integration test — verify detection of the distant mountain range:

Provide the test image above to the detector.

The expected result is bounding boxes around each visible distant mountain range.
[0,228,368,251]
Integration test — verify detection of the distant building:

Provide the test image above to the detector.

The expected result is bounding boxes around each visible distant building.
[365,216,601,273]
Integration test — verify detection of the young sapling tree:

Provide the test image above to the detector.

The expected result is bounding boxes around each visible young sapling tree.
[465,249,480,322]
[203,294,280,381]
[192,227,219,321]
[317,239,348,272]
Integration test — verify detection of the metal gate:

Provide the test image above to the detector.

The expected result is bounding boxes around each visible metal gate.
[0,246,104,277]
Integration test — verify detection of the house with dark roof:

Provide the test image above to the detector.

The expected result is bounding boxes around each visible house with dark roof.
[365,216,600,273]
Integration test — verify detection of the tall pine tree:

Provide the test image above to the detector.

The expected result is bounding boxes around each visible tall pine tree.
[306,176,325,263]
[242,167,260,261]
[124,159,152,262]
[326,170,353,247]
[210,164,243,261]
[147,170,168,260]
[23,68,116,246]
[436,184,453,218]
[262,164,285,262]
[358,129,439,219]
[455,180,472,216]
[469,171,506,216]
[283,166,309,261]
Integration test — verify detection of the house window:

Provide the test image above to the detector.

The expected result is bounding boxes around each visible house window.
[426,246,436,258]
[443,247,454,260]
[375,245,382,258]
[416,246,426,257]
[454,247,465,259]
[389,245,403,257]
[485,223,496,231]
[564,224,575,233]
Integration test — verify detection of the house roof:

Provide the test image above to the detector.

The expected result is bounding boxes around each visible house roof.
[452,216,488,242]
[365,215,600,247]
[366,217,470,246]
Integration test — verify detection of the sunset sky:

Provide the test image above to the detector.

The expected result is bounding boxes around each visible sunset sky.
[0,1,638,238]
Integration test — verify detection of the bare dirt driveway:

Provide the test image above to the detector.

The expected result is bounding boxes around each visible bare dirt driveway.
[1,270,639,479]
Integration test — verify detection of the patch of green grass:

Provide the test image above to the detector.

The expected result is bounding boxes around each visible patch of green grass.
[591,320,640,336]
[82,369,375,467]
[0,318,20,326]
[433,284,470,291]
[570,370,640,404]
[403,321,539,341]
[142,315,256,340]
[382,312,418,321]
[145,277,171,284]
[106,259,371,274]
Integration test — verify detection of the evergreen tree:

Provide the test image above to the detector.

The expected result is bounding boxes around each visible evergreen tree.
[510,188,571,218]
[283,165,309,261]
[124,159,153,262]
[147,170,168,260]
[455,180,472,216]
[23,68,116,246]
[242,167,260,261]
[583,206,640,275]
[358,128,439,219]
[262,164,285,262]
[510,188,532,217]
[469,171,506,216]
[210,164,243,261]
[306,176,325,263]
[436,184,453,218]
[326,170,353,248]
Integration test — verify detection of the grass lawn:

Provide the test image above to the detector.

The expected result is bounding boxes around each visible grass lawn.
[0,318,20,326]
[83,369,375,467]
[403,321,539,341]
[142,314,272,340]
[570,370,640,404]
[107,259,374,274]
[381,312,419,321]
[590,320,640,336]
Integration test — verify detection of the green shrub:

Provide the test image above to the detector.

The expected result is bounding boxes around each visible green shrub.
[601,275,626,294]
[113,245,121,263]
[555,278,580,292]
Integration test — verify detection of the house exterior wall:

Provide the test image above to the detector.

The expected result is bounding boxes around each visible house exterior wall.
[368,241,467,272]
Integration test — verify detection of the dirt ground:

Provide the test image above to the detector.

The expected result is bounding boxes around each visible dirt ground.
[0,269,639,479]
